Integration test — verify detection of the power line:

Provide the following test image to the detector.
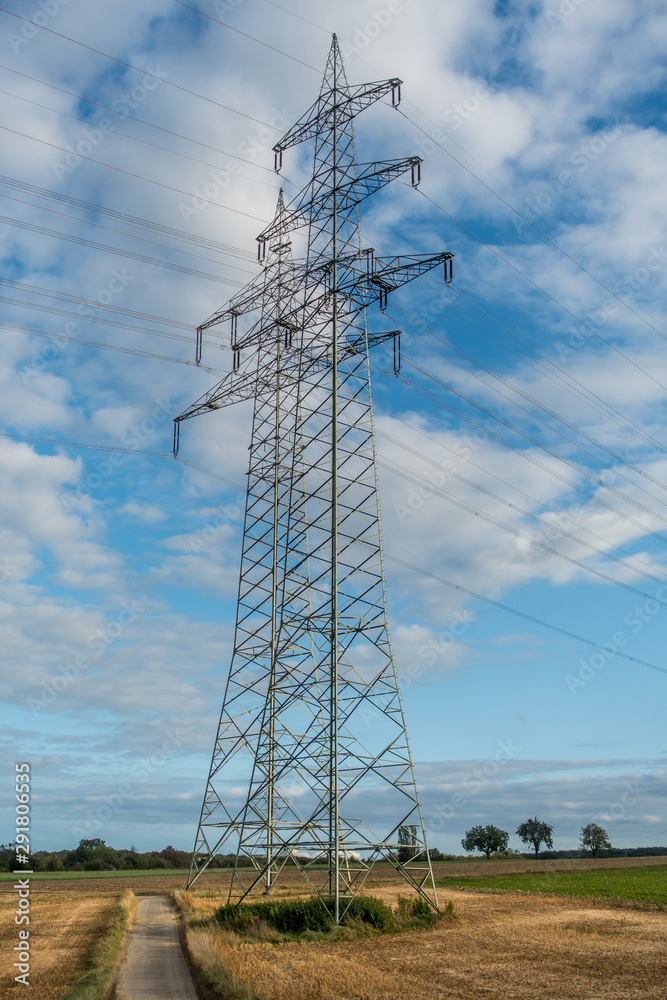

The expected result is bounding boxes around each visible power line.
[171,0,321,73]
[0,87,289,195]
[393,304,667,511]
[0,174,258,263]
[374,423,667,588]
[0,213,245,287]
[0,278,193,331]
[391,368,667,547]
[2,321,222,371]
[0,428,240,488]
[386,554,667,677]
[0,64,283,180]
[448,285,667,457]
[416,187,667,394]
[396,106,667,344]
[1,192,260,279]
[0,6,287,130]
[0,125,269,227]
[380,455,666,603]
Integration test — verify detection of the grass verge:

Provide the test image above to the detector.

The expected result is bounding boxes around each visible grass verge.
[62,889,137,1000]
[435,866,667,908]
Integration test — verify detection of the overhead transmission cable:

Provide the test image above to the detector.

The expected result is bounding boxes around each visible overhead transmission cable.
[385,554,667,678]
[0,65,286,181]
[390,303,667,508]
[2,321,222,372]
[1,193,261,280]
[400,353,667,532]
[373,354,667,546]
[373,422,667,589]
[0,6,297,129]
[0,429,662,677]
[0,125,269,228]
[415,187,667,393]
[0,88,293,197]
[0,175,258,263]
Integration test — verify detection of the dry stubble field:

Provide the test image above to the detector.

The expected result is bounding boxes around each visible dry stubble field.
[182,883,667,1000]
[0,893,116,999]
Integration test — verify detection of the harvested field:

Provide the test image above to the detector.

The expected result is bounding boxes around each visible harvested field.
[3,854,664,897]
[0,893,116,999]
[185,886,667,1000]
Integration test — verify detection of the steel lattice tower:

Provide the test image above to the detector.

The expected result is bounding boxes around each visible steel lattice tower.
[175,35,453,921]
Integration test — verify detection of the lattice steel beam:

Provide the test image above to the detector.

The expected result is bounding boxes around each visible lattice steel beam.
[176,34,454,922]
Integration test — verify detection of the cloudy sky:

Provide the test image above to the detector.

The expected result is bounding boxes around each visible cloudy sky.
[0,0,665,856]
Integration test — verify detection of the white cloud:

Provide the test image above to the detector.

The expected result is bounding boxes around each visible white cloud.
[1,0,665,851]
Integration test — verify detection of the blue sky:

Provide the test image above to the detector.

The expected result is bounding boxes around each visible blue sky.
[0,0,666,855]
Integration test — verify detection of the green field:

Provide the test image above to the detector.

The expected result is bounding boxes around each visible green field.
[0,868,187,882]
[436,867,667,907]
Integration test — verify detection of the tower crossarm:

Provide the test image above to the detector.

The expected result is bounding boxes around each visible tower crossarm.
[257,157,422,246]
[330,251,454,309]
[272,77,402,158]
[173,358,299,425]
[372,251,454,290]
[197,288,267,332]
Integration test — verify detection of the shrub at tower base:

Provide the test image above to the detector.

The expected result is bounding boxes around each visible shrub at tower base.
[212,894,453,939]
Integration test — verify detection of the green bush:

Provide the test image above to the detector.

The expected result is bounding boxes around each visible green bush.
[409,897,432,919]
[215,897,334,934]
[395,895,439,922]
[214,894,394,935]
[344,895,393,929]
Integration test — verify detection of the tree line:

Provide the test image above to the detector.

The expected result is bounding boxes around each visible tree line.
[461,819,613,858]
[1,826,664,872]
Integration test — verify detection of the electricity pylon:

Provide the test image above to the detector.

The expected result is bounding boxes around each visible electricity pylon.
[175,35,453,922]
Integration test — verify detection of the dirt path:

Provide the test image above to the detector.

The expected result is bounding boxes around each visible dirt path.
[115,896,197,1000]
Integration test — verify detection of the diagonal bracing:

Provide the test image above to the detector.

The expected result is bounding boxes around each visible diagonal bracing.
[175,35,454,922]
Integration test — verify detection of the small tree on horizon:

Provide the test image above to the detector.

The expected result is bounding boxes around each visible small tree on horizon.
[461,824,510,859]
[516,817,553,857]
[580,823,611,857]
